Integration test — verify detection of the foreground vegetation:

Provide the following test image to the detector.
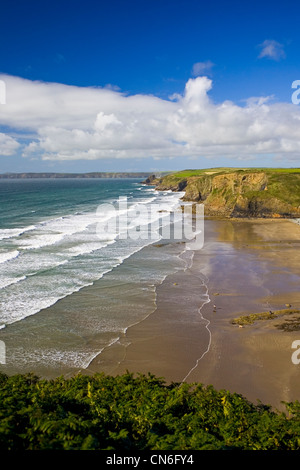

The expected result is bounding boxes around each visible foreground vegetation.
[0,372,300,450]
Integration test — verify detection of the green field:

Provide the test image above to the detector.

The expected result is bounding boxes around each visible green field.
[165,167,300,178]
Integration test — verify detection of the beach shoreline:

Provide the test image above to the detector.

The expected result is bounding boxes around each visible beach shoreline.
[87,217,300,411]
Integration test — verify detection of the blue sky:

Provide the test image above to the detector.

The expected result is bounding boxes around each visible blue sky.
[0,0,300,173]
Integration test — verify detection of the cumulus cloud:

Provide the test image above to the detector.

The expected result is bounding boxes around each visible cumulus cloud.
[0,132,20,156]
[258,39,286,61]
[0,73,300,163]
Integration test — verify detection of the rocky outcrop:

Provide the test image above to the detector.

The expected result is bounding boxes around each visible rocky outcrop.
[148,176,187,192]
[142,174,159,185]
[150,169,300,219]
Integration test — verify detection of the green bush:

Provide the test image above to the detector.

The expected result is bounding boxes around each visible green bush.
[0,371,299,450]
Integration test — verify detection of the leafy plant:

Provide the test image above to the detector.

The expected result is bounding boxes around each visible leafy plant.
[0,371,299,450]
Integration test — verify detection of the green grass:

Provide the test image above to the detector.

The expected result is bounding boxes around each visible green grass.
[167,168,300,179]
[267,173,300,206]
[168,168,244,178]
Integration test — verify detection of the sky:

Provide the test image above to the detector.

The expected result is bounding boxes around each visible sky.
[0,0,300,173]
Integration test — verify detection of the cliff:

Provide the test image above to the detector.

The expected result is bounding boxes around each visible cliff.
[145,168,300,218]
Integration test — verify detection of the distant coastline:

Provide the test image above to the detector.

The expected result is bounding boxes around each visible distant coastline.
[0,172,154,179]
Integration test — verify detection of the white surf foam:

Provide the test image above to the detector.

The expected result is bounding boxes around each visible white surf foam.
[0,250,20,264]
[0,189,184,328]
[0,275,26,290]
[0,225,36,241]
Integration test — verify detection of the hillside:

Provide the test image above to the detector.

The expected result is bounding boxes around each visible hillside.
[0,172,153,179]
[144,168,300,218]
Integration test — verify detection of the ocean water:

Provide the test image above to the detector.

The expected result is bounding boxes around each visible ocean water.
[0,178,199,377]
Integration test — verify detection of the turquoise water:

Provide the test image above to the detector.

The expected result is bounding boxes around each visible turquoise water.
[0,178,193,376]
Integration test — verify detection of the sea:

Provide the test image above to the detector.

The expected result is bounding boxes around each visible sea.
[0,178,201,378]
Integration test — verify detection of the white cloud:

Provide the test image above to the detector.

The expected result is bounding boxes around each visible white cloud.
[258,39,286,61]
[0,73,300,164]
[0,132,20,156]
[192,61,214,77]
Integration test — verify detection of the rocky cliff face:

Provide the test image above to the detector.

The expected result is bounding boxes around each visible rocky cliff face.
[145,169,300,218]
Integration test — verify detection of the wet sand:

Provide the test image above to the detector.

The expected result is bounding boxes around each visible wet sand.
[88,218,300,411]
[88,250,211,382]
[188,219,300,410]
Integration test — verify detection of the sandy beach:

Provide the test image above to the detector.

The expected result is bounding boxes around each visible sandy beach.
[88,217,300,411]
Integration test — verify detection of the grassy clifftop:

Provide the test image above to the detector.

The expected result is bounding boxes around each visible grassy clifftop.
[146,168,300,218]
